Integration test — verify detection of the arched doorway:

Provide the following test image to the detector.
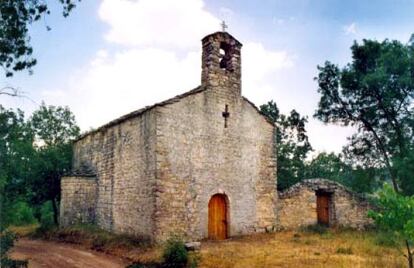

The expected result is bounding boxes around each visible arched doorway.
[208,194,228,240]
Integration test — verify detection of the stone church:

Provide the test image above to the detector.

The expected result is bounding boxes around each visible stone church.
[60,31,372,242]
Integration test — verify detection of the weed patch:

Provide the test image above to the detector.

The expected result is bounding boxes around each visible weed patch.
[374,232,400,248]
[336,247,353,255]
[162,236,188,268]
[33,224,152,252]
[300,224,328,234]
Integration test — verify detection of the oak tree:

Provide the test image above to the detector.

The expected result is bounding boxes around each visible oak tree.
[314,39,414,192]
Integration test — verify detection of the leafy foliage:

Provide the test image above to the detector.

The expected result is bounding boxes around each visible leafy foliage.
[7,201,37,226]
[314,39,414,191]
[28,103,80,224]
[393,149,414,195]
[30,103,80,146]
[0,0,80,77]
[0,103,79,229]
[369,184,414,267]
[305,152,344,181]
[0,106,35,230]
[260,100,312,190]
[305,152,380,193]
[162,236,188,268]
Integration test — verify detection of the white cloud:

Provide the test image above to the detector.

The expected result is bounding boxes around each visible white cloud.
[40,0,294,131]
[242,42,294,105]
[343,22,357,35]
[48,48,200,129]
[243,42,293,83]
[99,0,220,49]
[55,41,294,130]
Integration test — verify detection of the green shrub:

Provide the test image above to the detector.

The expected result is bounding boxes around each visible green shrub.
[162,236,188,268]
[39,201,55,228]
[0,230,28,267]
[10,202,36,226]
[374,232,399,248]
[0,231,16,259]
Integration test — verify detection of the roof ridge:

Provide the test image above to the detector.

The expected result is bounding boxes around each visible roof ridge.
[76,85,206,141]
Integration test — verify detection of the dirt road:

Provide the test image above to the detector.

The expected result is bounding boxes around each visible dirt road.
[10,238,129,268]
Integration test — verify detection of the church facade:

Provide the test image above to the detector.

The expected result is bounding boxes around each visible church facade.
[60,31,374,242]
[60,32,278,241]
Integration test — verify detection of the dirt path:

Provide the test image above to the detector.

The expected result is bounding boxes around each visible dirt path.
[10,238,129,268]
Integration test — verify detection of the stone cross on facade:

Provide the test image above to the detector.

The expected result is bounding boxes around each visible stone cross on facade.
[222,104,230,128]
[221,20,228,32]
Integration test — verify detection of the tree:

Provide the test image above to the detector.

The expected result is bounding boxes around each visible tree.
[305,152,344,181]
[393,150,414,195]
[314,39,414,192]
[304,152,380,193]
[0,0,80,77]
[369,184,414,268]
[0,105,35,230]
[28,103,80,225]
[260,100,313,190]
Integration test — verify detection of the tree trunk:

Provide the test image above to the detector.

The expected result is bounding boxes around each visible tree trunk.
[335,97,400,192]
[51,198,59,226]
[406,240,413,268]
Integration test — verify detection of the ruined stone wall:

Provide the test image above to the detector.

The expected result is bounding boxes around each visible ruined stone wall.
[277,187,317,229]
[278,179,373,230]
[332,189,373,229]
[60,176,97,226]
[154,89,276,241]
[69,111,157,239]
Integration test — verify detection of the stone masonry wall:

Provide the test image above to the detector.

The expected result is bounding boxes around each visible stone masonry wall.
[60,176,97,226]
[68,110,157,239]
[278,187,317,229]
[154,91,276,241]
[278,179,373,230]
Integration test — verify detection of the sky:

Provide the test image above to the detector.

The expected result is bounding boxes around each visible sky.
[1,0,414,155]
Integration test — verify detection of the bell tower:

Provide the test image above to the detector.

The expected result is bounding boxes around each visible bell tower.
[201,31,243,98]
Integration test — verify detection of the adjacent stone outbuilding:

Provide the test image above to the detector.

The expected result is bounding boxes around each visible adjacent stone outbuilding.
[277,179,373,230]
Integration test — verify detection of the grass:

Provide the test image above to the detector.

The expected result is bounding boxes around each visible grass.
[28,224,158,262]
[11,224,407,267]
[336,247,353,255]
[198,229,406,268]
[7,224,39,237]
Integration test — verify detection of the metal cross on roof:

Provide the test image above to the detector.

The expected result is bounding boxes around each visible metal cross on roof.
[221,20,228,32]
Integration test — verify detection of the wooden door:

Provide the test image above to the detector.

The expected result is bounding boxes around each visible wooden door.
[208,194,227,240]
[317,194,330,225]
